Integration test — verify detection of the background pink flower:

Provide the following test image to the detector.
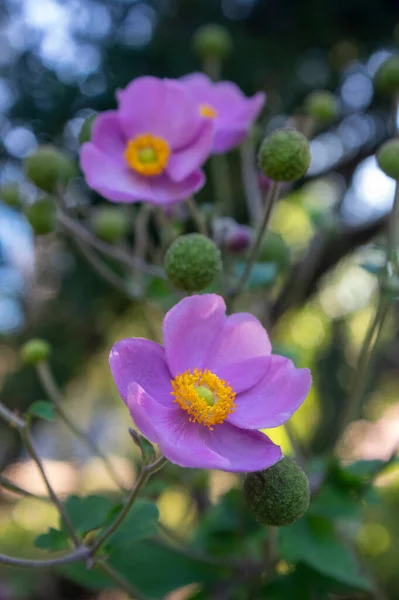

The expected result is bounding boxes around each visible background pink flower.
[181,73,265,154]
[110,294,311,472]
[80,77,213,205]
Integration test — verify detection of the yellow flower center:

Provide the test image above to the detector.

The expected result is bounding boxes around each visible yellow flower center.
[171,368,236,429]
[124,133,170,177]
[200,104,218,119]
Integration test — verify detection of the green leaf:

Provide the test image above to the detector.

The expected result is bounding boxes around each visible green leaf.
[107,500,159,549]
[279,517,371,591]
[309,484,362,521]
[63,495,115,535]
[27,401,55,422]
[234,262,277,290]
[34,528,69,552]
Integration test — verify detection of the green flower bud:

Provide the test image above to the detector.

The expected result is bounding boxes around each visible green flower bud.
[377,139,399,180]
[165,233,222,292]
[91,207,129,244]
[244,458,310,527]
[305,90,339,122]
[21,339,51,365]
[258,232,290,272]
[26,198,56,235]
[79,115,96,145]
[24,145,77,193]
[193,24,233,61]
[258,129,311,182]
[374,55,399,96]
[0,183,22,209]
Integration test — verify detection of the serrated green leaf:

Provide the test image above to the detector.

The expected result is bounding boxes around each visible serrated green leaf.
[279,517,371,591]
[34,528,69,552]
[28,401,55,422]
[63,495,115,535]
[234,262,277,290]
[107,500,159,549]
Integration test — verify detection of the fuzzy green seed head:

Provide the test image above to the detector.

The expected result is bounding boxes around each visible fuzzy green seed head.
[305,90,339,122]
[193,24,233,61]
[91,207,128,244]
[79,115,96,145]
[26,198,56,235]
[24,145,77,193]
[258,232,290,272]
[165,234,222,292]
[258,129,311,182]
[244,458,310,527]
[377,139,399,180]
[374,55,399,96]
[21,339,51,365]
[1,183,22,209]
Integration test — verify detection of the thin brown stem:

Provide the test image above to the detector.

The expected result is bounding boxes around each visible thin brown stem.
[0,474,50,502]
[0,547,90,569]
[186,196,208,236]
[240,138,262,225]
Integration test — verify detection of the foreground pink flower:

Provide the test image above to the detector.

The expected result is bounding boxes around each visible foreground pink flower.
[110,295,311,472]
[181,73,265,154]
[80,77,213,205]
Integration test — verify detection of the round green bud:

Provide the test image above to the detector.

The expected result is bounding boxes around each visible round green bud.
[79,115,96,145]
[91,207,129,244]
[1,183,23,209]
[24,145,77,193]
[305,90,339,122]
[258,232,290,272]
[26,198,56,235]
[374,55,399,96]
[377,139,399,179]
[193,24,233,61]
[258,129,311,182]
[244,458,310,527]
[164,233,222,292]
[21,339,51,365]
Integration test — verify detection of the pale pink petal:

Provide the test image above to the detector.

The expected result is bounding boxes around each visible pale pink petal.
[166,119,213,182]
[91,111,126,160]
[203,422,282,472]
[126,383,181,443]
[163,294,226,376]
[227,356,312,430]
[109,338,173,407]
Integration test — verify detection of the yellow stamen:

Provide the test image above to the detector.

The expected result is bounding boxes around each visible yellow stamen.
[171,368,236,429]
[200,104,218,119]
[124,133,170,177]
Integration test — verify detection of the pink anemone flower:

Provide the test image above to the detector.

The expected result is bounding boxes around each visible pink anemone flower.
[181,73,265,154]
[80,77,213,205]
[109,294,311,472]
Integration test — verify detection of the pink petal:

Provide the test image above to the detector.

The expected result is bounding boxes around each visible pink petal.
[117,77,201,150]
[203,422,282,472]
[80,144,205,205]
[163,294,226,376]
[207,312,272,391]
[166,119,213,182]
[109,338,173,407]
[126,383,181,443]
[90,111,126,159]
[227,356,312,430]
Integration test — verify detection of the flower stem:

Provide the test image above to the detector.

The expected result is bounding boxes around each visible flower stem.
[36,361,127,492]
[0,474,50,502]
[186,196,208,236]
[90,456,167,555]
[227,181,281,309]
[210,154,234,217]
[0,547,90,569]
[240,138,263,225]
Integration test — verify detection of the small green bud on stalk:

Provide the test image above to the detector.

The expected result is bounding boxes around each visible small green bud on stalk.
[376,139,399,180]
[374,55,399,96]
[24,145,77,193]
[26,198,56,235]
[79,115,96,145]
[193,24,233,61]
[21,339,51,365]
[258,129,311,182]
[91,207,129,244]
[305,90,339,122]
[1,183,23,209]
[244,458,310,527]
[165,233,222,292]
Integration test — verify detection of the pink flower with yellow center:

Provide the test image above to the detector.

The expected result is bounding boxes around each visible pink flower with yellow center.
[110,294,311,472]
[80,77,214,205]
[181,73,266,154]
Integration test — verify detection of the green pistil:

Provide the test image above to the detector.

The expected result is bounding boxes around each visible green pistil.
[196,386,215,406]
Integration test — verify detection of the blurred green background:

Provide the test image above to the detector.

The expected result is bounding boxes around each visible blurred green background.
[1,0,399,598]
